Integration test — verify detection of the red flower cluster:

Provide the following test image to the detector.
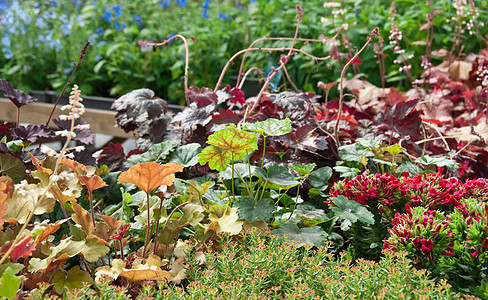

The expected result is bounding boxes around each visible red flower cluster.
[329,173,404,208]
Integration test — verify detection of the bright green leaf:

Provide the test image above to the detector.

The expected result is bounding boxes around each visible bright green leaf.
[290,163,316,177]
[396,159,422,175]
[242,118,291,137]
[0,267,21,300]
[219,163,256,180]
[199,125,257,171]
[385,144,403,156]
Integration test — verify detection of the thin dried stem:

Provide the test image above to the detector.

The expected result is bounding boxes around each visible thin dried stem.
[334,27,379,146]
[139,35,190,106]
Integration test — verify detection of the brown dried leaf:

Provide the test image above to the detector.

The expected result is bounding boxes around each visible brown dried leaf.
[71,202,94,234]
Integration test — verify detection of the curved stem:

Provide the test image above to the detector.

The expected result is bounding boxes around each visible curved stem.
[236,37,324,87]
[238,67,266,90]
[214,47,331,93]
[334,27,379,147]
[139,35,190,106]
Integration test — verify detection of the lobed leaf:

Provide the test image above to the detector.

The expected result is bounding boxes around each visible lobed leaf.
[118,162,183,195]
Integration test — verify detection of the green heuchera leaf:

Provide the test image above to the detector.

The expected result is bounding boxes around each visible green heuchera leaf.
[52,266,93,294]
[219,163,256,180]
[331,196,374,231]
[290,163,316,177]
[0,152,26,183]
[235,197,275,223]
[169,143,202,167]
[255,164,299,189]
[338,138,378,162]
[125,140,179,168]
[199,125,257,171]
[308,166,332,191]
[414,155,460,171]
[333,165,360,179]
[272,222,327,247]
[0,267,21,300]
[242,118,291,137]
[396,158,422,175]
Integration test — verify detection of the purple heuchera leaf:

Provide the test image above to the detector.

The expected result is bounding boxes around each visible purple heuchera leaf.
[112,89,173,150]
[283,125,319,149]
[72,149,96,166]
[374,99,421,139]
[11,125,55,143]
[0,79,37,108]
[187,86,218,106]
[267,91,314,127]
[248,100,285,122]
[53,118,95,145]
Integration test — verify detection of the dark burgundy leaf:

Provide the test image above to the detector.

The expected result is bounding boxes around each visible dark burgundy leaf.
[210,108,240,126]
[11,125,55,143]
[187,86,218,106]
[172,104,216,142]
[53,118,95,145]
[72,149,96,166]
[0,122,12,135]
[97,142,126,171]
[127,148,143,157]
[0,79,37,108]
[284,126,319,149]
[112,89,173,150]
[375,99,421,139]
[227,86,245,105]
[248,100,285,122]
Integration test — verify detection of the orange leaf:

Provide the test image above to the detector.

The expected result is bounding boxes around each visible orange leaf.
[35,219,68,246]
[71,202,94,234]
[80,175,107,192]
[29,153,53,175]
[0,176,13,203]
[98,214,125,230]
[60,158,86,174]
[117,162,183,195]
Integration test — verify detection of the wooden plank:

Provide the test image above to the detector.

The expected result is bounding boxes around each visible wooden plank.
[0,98,131,138]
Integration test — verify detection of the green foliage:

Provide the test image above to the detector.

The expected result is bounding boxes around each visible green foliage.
[331,195,375,231]
[0,267,21,300]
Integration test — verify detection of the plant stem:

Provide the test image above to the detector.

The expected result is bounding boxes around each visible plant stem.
[142,192,151,256]
[334,27,379,147]
[139,35,190,106]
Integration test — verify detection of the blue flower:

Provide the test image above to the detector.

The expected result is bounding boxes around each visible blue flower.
[175,0,186,7]
[133,14,142,29]
[102,11,111,23]
[202,0,210,9]
[74,0,81,6]
[0,0,11,11]
[52,1,57,6]
[114,20,125,30]
[112,4,122,18]
[218,12,227,20]
[160,0,170,7]
[201,8,208,18]
[96,26,103,35]
[93,55,103,61]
